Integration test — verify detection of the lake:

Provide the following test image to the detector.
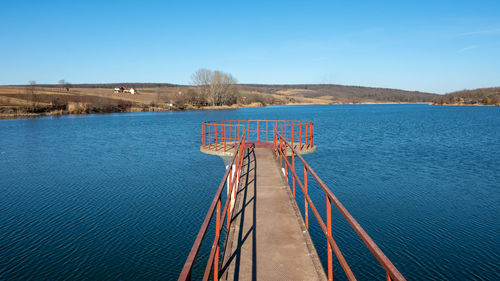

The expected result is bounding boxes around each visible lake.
[0,105,499,280]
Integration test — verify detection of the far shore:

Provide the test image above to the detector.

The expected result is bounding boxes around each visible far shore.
[4,101,500,120]
[432,103,499,107]
[0,102,435,120]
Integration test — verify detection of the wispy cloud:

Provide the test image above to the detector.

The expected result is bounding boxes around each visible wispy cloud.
[457,29,500,36]
[458,45,478,52]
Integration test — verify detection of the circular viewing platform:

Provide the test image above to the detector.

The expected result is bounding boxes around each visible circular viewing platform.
[200,120,316,157]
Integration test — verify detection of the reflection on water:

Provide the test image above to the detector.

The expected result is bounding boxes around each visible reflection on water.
[0,105,499,280]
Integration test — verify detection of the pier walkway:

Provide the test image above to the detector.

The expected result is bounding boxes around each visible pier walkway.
[221,148,325,280]
[178,120,406,281]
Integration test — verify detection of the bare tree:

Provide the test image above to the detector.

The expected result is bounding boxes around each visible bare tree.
[156,89,162,106]
[59,79,66,91]
[212,70,238,105]
[191,69,211,103]
[59,79,71,92]
[191,69,238,106]
[186,88,204,106]
[26,80,39,108]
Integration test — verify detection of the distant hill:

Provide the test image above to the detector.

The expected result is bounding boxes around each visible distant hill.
[239,84,437,103]
[12,82,438,103]
[433,87,500,105]
[32,82,180,89]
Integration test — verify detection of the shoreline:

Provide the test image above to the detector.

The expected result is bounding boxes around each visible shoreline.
[4,102,497,120]
[0,102,425,120]
[432,103,499,107]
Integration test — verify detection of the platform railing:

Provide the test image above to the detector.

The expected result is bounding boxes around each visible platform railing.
[178,133,247,281]
[202,120,314,151]
[274,127,406,281]
[202,123,245,152]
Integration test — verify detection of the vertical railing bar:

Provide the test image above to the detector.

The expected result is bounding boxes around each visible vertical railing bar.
[299,121,302,150]
[266,120,269,142]
[327,195,333,281]
[304,165,309,229]
[292,149,295,198]
[214,198,220,280]
[227,166,232,226]
[257,121,260,142]
[284,136,288,179]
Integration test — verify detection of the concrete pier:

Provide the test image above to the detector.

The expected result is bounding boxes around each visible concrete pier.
[220,148,326,281]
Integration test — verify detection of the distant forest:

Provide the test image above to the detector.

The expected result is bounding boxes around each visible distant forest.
[433,87,500,105]
[240,84,437,103]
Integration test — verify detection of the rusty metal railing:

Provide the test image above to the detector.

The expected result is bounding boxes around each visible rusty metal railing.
[202,120,314,152]
[274,126,406,281]
[178,132,247,281]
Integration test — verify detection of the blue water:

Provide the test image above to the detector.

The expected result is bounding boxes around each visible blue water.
[0,105,499,280]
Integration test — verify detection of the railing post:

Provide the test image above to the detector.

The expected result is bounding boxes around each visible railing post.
[235,126,238,151]
[247,120,249,141]
[307,122,310,148]
[214,198,220,280]
[266,121,268,142]
[284,123,287,143]
[292,150,295,198]
[279,136,283,169]
[284,141,288,180]
[280,130,283,167]
[215,124,218,150]
[327,196,333,281]
[387,272,391,281]
[299,121,302,150]
[275,120,278,143]
[208,125,211,149]
[305,123,309,148]
[291,123,295,149]
[312,123,314,147]
[227,165,232,226]
[223,125,226,152]
[202,123,205,148]
[257,121,260,141]
[273,128,276,150]
[304,166,308,229]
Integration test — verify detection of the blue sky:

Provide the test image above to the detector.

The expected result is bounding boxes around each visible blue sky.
[1,0,499,93]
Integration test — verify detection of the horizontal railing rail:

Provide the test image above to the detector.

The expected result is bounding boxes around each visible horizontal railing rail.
[178,133,247,281]
[202,120,314,152]
[273,127,406,281]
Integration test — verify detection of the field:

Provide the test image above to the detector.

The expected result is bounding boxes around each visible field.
[0,83,438,119]
[0,85,328,119]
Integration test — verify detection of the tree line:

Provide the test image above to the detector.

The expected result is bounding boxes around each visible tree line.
[433,87,500,105]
